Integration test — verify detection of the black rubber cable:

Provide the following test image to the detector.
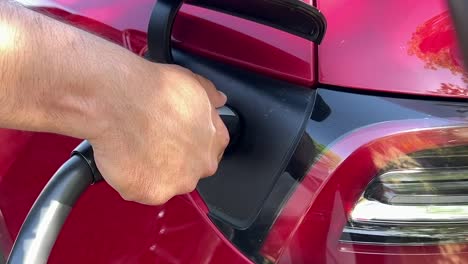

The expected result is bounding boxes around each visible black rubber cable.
[7,141,99,264]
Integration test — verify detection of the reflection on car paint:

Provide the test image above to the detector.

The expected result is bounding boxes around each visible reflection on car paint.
[408,11,468,96]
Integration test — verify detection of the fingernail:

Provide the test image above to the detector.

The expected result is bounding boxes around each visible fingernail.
[219,91,227,101]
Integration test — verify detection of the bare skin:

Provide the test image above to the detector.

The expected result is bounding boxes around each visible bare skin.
[0,1,229,205]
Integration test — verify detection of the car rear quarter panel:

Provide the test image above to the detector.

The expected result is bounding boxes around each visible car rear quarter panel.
[318,0,468,98]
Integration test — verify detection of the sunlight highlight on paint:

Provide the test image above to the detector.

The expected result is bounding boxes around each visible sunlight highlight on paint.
[0,22,16,51]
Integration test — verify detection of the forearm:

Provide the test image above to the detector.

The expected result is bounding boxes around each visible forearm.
[0,1,231,206]
[0,1,144,139]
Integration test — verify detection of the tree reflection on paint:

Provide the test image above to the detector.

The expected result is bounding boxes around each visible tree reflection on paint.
[408,11,468,96]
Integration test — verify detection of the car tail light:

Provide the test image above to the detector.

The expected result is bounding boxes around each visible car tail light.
[194,88,468,263]
[343,145,468,245]
[260,98,468,264]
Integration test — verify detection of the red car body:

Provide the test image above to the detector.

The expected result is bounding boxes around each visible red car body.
[1,0,468,263]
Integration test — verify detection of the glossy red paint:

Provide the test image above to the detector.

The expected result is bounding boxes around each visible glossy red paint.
[3,0,468,264]
[0,133,78,255]
[318,0,468,99]
[261,120,468,263]
[50,183,250,264]
[3,0,319,262]
[0,132,251,264]
[23,0,316,86]
[5,0,316,262]
[172,4,316,85]
[35,0,468,99]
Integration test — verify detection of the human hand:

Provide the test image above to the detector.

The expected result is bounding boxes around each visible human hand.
[88,61,229,205]
[0,1,228,205]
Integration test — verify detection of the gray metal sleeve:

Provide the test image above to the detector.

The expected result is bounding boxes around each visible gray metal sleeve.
[6,155,94,264]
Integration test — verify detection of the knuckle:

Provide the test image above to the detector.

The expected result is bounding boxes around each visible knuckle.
[184,180,198,193]
[216,119,230,147]
[206,160,219,176]
[119,187,140,202]
[221,129,230,148]
[162,65,192,83]
[116,173,144,203]
[148,182,174,205]
[200,76,215,88]
[166,64,188,74]
[151,192,171,205]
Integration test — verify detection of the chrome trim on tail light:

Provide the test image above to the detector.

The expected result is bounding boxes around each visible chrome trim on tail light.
[343,145,468,245]
[351,197,468,224]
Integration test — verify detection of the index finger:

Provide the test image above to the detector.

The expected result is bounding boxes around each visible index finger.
[194,74,227,108]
